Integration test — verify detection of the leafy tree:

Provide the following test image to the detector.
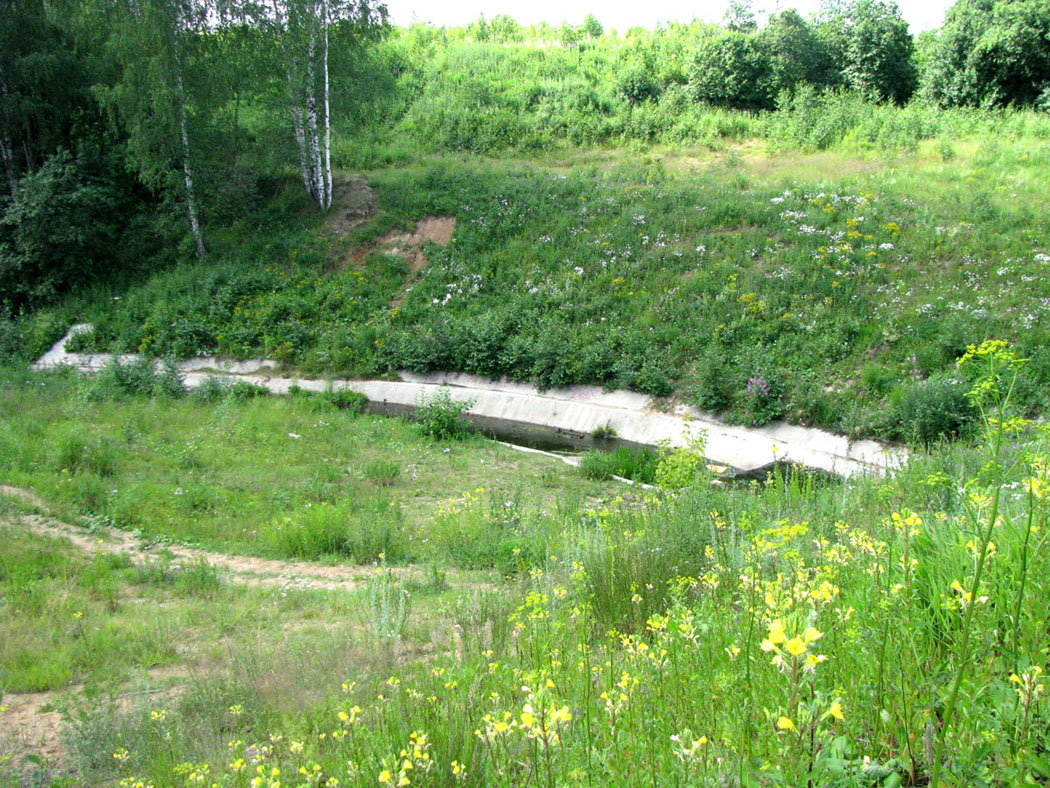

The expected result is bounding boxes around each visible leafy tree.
[921,0,1050,107]
[559,22,581,48]
[0,0,93,195]
[94,0,210,258]
[0,151,125,306]
[256,0,387,210]
[615,45,661,104]
[616,63,661,104]
[820,0,917,103]
[582,14,603,39]
[489,15,522,42]
[759,10,837,94]
[689,32,774,110]
[466,14,490,42]
[724,0,758,33]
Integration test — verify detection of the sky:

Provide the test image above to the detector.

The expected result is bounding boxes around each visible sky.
[384,0,955,34]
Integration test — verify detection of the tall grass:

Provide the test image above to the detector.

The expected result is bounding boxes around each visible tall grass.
[101,393,1050,787]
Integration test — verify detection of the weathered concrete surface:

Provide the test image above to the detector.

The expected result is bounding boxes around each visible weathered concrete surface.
[34,325,907,478]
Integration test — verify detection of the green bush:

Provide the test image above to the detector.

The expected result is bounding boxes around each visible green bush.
[894,373,977,446]
[414,386,475,440]
[737,369,785,427]
[87,356,181,400]
[689,350,735,412]
[654,433,708,492]
[192,376,267,403]
[325,389,368,412]
[193,375,229,403]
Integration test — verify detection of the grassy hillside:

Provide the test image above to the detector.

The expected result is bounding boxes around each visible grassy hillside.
[58,131,1050,443]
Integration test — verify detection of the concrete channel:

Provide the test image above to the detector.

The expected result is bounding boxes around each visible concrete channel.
[34,324,907,478]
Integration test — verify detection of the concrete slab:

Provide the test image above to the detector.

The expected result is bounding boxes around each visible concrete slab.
[33,325,908,478]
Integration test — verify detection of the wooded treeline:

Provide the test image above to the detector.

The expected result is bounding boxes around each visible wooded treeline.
[0,0,387,307]
[2,0,1048,309]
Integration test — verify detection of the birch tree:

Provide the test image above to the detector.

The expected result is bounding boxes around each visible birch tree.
[267,0,385,211]
[97,0,210,257]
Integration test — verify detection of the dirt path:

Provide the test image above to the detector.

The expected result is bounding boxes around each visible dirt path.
[0,486,482,593]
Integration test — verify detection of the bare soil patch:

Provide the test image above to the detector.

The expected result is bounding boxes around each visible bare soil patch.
[376,215,456,272]
[1,689,71,782]
[327,175,378,236]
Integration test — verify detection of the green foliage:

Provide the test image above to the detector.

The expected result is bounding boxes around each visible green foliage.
[0,0,99,192]
[0,307,68,365]
[738,368,786,427]
[921,0,1050,108]
[130,558,222,599]
[325,389,368,412]
[414,386,474,440]
[690,349,735,412]
[0,152,134,307]
[893,373,977,446]
[270,499,403,561]
[616,64,662,105]
[8,361,1050,787]
[54,431,119,477]
[829,0,918,103]
[363,459,401,485]
[690,33,775,110]
[87,356,184,401]
[192,375,231,403]
[578,447,659,484]
[760,10,837,94]
[367,564,410,640]
[654,433,708,492]
[69,131,1050,439]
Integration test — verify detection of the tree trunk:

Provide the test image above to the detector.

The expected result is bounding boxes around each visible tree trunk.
[292,100,313,197]
[0,72,16,196]
[304,15,325,209]
[174,53,206,259]
[322,0,332,210]
[0,138,14,198]
[274,0,314,201]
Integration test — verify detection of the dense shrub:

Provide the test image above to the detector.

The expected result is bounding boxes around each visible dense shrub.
[689,33,775,110]
[894,373,977,446]
[88,357,184,400]
[414,386,475,440]
[0,152,144,308]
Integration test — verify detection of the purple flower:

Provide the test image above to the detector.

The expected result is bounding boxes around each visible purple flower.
[747,375,770,397]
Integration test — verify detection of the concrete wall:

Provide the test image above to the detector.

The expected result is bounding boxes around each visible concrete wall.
[34,325,907,478]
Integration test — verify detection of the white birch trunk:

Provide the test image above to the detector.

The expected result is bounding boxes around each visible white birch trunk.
[174,55,206,259]
[322,0,332,211]
[305,14,325,209]
[292,102,313,196]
